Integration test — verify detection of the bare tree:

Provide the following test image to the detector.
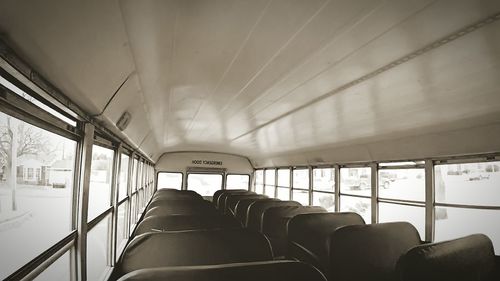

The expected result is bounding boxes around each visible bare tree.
[0,116,49,212]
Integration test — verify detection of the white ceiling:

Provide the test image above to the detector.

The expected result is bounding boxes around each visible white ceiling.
[0,0,499,163]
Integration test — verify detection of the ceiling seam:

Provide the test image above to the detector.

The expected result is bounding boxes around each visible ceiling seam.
[216,0,332,114]
[184,0,274,136]
[197,0,332,139]
[230,11,500,142]
[232,0,438,126]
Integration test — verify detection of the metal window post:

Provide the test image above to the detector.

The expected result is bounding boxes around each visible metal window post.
[110,145,121,265]
[76,123,94,281]
[371,163,378,224]
[308,166,313,206]
[334,165,340,212]
[425,160,435,242]
[289,168,294,200]
[125,153,135,238]
[274,169,278,198]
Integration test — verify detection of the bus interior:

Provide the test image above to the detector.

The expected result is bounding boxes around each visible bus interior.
[0,0,500,280]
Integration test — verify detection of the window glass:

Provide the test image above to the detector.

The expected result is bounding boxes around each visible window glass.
[277,187,290,200]
[379,203,425,238]
[340,167,371,196]
[277,169,290,187]
[88,145,114,222]
[132,159,138,191]
[116,201,127,258]
[313,192,335,212]
[378,169,424,201]
[255,170,264,194]
[264,186,276,198]
[255,170,264,184]
[292,190,309,206]
[87,214,111,281]
[157,172,182,190]
[293,169,309,190]
[226,174,249,189]
[129,194,137,232]
[118,154,129,201]
[340,195,371,223]
[435,162,500,206]
[0,112,76,279]
[265,169,275,186]
[33,249,72,281]
[255,184,264,194]
[435,207,500,254]
[313,168,334,192]
[187,174,222,197]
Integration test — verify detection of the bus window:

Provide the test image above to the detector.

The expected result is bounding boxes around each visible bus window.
[33,250,72,281]
[434,161,500,253]
[292,169,309,205]
[187,173,222,196]
[226,174,249,190]
[255,170,264,194]
[340,168,371,223]
[118,154,129,201]
[378,168,425,237]
[88,145,114,222]
[157,172,182,190]
[264,169,276,198]
[87,214,111,280]
[312,168,335,212]
[0,112,76,280]
[277,169,291,200]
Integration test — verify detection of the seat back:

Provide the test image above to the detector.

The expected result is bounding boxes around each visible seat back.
[133,215,241,237]
[329,222,422,281]
[152,190,203,201]
[246,200,301,232]
[287,212,365,273]
[261,206,326,257]
[144,205,219,218]
[117,260,327,281]
[226,194,267,216]
[219,191,254,214]
[147,198,212,212]
[113,229,273,280]
[396,234,497,281]
[235,198,277,226]
[213,189,247,208]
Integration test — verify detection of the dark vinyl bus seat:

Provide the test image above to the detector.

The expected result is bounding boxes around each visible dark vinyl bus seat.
[329,222,422,281]
[213,189,248,209]
[132,214,242,237]
[287,212,365,274]
[146,198,213,212]
[226,194,268,216]
[396,234,497,281]
[144,205,219,218]
[111,228,273,280]
[218,191,255,214]
[261,206,326,258]
[117,260,327,281]
[246,200,301,232]
[235,198,278,226]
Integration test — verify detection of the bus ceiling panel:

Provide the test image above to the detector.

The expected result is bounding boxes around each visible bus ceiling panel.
[199,0,500,140]
[230,20,500,157]
[0,0,136,115]
[156,152,253,174]
[251,122,500,167]
[119,0,273,142]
